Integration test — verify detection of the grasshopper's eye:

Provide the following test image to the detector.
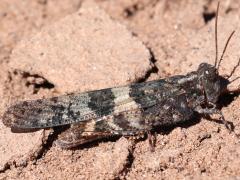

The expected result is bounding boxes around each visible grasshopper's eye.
[197,63,217,78]
[205,67,218,80]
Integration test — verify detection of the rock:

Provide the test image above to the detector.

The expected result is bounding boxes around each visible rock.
[9,1,152,93]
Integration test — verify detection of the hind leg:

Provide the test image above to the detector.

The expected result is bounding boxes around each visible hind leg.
[55,122,113,149]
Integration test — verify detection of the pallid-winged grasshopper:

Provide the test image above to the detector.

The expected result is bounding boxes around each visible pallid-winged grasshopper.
[2,3,240,149]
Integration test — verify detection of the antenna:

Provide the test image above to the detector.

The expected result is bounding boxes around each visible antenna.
[227,58,240,79]
[214,2,235,71]
[214,2,219,67]
[217,31,235,70]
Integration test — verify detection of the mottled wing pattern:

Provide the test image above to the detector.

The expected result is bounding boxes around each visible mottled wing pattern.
[2,79,182,130]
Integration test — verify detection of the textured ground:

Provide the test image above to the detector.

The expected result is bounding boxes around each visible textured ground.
[0,0,240,179]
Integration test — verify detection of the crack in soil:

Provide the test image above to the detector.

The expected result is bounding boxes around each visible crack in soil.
[118,141,136,178]
[123,0,160,18]
[136,48,159,83]
[20,71,55,93]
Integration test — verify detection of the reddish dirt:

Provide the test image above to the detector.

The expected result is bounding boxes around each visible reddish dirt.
[0,0,240,179]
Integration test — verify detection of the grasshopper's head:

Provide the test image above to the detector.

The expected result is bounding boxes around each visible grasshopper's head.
[197,63,221,104]
[195,2,238,105]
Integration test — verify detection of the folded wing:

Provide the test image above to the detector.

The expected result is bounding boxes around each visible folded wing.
[2,79,175,129]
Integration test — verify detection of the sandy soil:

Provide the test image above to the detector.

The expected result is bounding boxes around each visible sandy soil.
[0,0,240,179]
